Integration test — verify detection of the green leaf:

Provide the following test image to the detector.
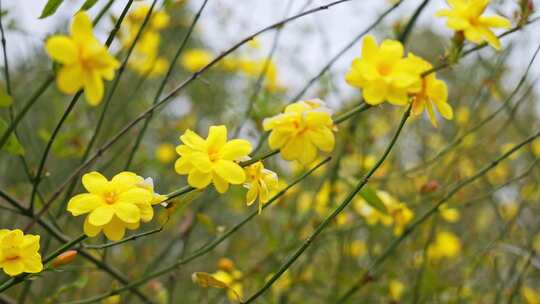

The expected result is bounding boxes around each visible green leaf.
[0,119,24,155]
[0,85,12,107]
[359,186,387,214]
[40,0,64,19]
[80,0,99,11]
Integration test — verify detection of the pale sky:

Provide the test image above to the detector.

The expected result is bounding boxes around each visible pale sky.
[5,0,540,112]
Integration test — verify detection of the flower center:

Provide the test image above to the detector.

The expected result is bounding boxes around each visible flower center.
[378,63,392,76]
[5,255,19,262]
[104,192,117,204]
[208,148,220,162]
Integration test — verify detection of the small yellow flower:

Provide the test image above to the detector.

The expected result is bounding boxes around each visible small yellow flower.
[122,5,170,48]
[181,49,213,72]
[0,229,43,276]
[237,58,284,92]
[389,279,405,301]
[211,260,244,302]
[345,35,421,105]
[67,172,157,241]
[436,0,512,49]
[45,12,119,105]
[427,231,461,260]
[354,190,413,235]
[263,99,335,165]
[407,54,453,126]
[243,161,279,213]
[155,143,176,164]
[174,125,252,193]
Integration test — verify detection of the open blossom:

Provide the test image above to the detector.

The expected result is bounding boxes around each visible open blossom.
[243,161,279,213]
[67,172,160,241]
[263,99,335,165]
[0,229,43,276]
[345,35,421,106]
[175,125,252,193]
[436,0,512,49]
[45,12,119,105]
[407,54,454,126]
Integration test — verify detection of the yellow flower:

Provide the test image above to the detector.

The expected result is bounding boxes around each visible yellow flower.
[389,279,405,301]
[212,266,244,302]
[427,231,461,260]
[122,5,170,48]
[436,0,512,49]
[237,58,284,92]
[243,161,279,213]
[345,35,421,105]
[354,190,413,235]
[439,203,461,223]
[263,99,335,165]
[155,143,176,163]
[45,12,119,106]
[181,49,213,72]
[174,125,252,193]
[407,54,453,126]
[67,172,156,241]
[522,286,540,304]
[0,229,43,276]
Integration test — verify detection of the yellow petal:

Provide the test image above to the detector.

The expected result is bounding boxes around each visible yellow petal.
[214,160,245,184]
[57,65,84,94]
[67,193,104,216]
[246,185,258,206]
[82,171,109,194]
[84,70,104,106]
[21,254,43,273]
[268,130,289,149]
[363,80,387,105]
[136,202,154,222]
[71,11,94,42]
[175,157,194,175]
[111,172,143,192]
[479,15,511,29]
[307,128,334,152]
[207,125,227,150]
[2,260,24,276]
[117,188,153,205]
[180,129,207,149]
[114,203,141,224]
[88,205,115,226]
[102,217,126,241]
[188,170,212,189]
[220,139,252,160]
[361,35,378,61]
[84,217,102,237]
[45,36,78,64]
[212,173,230,193]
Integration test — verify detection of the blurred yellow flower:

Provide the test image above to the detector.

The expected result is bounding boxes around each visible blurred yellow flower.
[243,161,279,213]
[174,125,252,193]
[389,279,405,301]
[45,12,119,105]
[522,286,540,304]
[67,172,157,240]
[211,261,244,302]
[263,99,335,165]
[532,138,540,157]
[155,143,176,164]
[122,4,170,48]
[408,53,453,126]
[238,58,284,93]
[354,190,413,235]
[345,35,421,105]
[436,0,511,49]
[0,229,42,276]
[181,49,213,72]
[427,231,461,260]
[101,295,121,304]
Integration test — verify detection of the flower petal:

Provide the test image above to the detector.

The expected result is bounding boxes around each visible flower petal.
[207,125,227,150]
[70,12,94,42]
[82,171,109,194]
[212,173,230,193]
[88,205,115,226]
[114,203,140,224]
[103,217,126,241]
[84,70,104,106]
[187,170,212,189]
[67,193,104,216]
[214,160,245,184]
[84,217,102,237]
[220,139,252,160]
[57,65,84,94]
[117,188,153,205]
[45,36,78,64]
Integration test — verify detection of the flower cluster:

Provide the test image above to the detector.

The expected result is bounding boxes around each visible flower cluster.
[427,230,462,260]
[45,12,119,105]
[346,35,453,126]
[436,0,511,50]
[67,172,165,241]
[0,229,43,276]
[122,4,170,77]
